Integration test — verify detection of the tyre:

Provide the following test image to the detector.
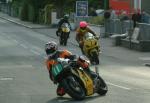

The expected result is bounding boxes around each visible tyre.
[64,39,67,46]
[62,76,85,100]
[91,51,99,65]
[63,33,68,46]
[56,31,59,36]
[59,33,63,45]
[59,37,63,45]
[96,76,108,95]
[62,32,66,45]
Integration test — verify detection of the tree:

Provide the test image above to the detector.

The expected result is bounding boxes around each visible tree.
[45,0,75,18]
[0,0,6,3]
[11,0,105,22]
[88,0,103,9]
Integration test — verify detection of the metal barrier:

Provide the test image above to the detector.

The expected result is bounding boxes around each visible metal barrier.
[139,23,150,40]
[105,19,133,36]
[105,19,150,40]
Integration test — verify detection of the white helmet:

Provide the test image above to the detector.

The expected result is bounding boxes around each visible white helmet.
[45,41,58,55]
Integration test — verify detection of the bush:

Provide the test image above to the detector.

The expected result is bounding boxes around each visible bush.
[88,16,104,25]
[28,4,35,22]
[11,1,21,17]
[19,2,28,21]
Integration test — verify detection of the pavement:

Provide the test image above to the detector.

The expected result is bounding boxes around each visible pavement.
[0,12,150,67]
[0,12,50,29]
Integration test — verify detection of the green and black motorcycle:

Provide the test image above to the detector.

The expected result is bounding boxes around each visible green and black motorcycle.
[50,57,108,100]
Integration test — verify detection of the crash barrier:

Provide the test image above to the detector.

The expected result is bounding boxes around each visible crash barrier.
[105,19,133,37]
[121,27,150,52]
[106,19,150,51]
[105,19,150,40]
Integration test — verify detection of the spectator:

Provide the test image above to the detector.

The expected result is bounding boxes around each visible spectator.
[110,9,117,19]
[137,11,142,22]
[119,11,129,21]
[141,10,149,23]
[104,9,111,19]
[104,8,117,20]
[132,9,141,28]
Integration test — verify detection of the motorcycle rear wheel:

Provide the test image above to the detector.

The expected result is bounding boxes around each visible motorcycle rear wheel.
[63,33,69,46]
[90,51,99,65]
[59,35,63,45]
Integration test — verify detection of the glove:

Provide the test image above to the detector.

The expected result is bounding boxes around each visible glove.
[63,59,70,63]
[57,58,70,64]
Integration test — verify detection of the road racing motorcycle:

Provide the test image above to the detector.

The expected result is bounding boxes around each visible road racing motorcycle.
[50,57,108,100]
[58,23,70,46]
[83,32,100,65]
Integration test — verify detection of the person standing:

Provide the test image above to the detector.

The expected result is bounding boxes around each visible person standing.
[132,10,141,28]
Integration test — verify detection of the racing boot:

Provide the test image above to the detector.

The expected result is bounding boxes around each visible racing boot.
[56,84,65,96]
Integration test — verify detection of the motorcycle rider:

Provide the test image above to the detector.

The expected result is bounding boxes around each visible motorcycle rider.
[56,14,71,37]
[45,41,95,96]
[76,21,97,54]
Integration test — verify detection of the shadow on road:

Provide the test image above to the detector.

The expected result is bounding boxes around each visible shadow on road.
[47,94,105,103]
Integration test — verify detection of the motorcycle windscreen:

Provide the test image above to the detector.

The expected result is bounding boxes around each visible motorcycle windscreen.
[62,28,70,32]
[84,32,95,40]
[51,64,63,78]
[61,23,70,32]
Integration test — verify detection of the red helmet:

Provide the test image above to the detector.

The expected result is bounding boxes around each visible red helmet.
[79,21,88,28]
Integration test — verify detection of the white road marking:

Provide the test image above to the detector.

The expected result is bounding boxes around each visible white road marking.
[30,49,41,55]
[32,46,43,51]
[0,77,13,81]
[123,67,150,77]
[12,39,19,44]
[0,19,7,23]
[139,57,150,61]
[69,66,131,90]
[0,65,33,68]
[107,82,131,90]
[20,44,28,49]
[9,38,42,55]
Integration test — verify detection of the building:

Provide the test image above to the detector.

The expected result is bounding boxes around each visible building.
[109,0,142,14]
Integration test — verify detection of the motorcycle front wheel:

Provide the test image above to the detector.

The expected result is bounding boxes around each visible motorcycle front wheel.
[96,76,108,95]
[62,76,85,100]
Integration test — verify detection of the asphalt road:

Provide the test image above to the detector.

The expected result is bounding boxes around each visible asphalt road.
[0,18,150,103]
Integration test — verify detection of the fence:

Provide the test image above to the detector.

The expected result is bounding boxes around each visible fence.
[0,3,19,17]
[105,19,150,40]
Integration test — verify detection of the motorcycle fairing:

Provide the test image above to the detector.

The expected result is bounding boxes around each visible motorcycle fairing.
[61,23,70,32]
[62,27,70,32]
[74,68,94,96]
[84,39,98,50]
[51,63,63,78]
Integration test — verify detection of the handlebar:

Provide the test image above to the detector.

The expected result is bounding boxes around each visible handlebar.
[57,58,78,67]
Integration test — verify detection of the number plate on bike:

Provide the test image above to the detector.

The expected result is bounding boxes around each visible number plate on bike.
[52,64,63,77]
